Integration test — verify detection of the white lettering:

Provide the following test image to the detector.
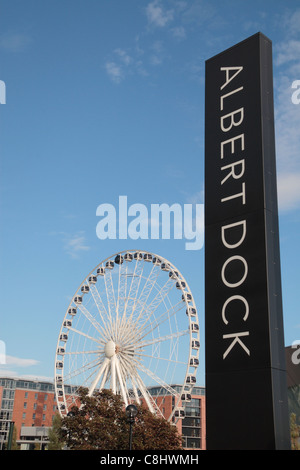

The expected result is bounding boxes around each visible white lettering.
[221,255,248,288]
[223,331,250,358]
[221,220,246,249]
[221,182,246,204]
[128,203,148,240]
[0,80,6,104]
[291,341,300,365]
[99,453,135,467]
[151,203,182,240]
[96,203,116,239]
[222,295,249,325]
[291,80,300,105]
[221,159,245,185]
[183,203,204,251]
[221,107,244,132]
[221,134,245,159]
[220,66,243,90]
[95,197,204,250]
[220,86,243,110]
[118,195,128,239]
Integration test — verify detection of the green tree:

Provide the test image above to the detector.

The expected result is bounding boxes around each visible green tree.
[11,425,18,450]
[60,388,182,450]
[290,413,300,450]
[48,413,64,450]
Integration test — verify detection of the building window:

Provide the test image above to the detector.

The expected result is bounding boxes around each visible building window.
[186,437,201,449]
[22,412,26,420]
[24,392,28,398]
[24,402,27,409]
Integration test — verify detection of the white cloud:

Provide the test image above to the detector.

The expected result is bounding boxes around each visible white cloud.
[0,33,31,52]
[149,40,168,66]
[105,49,135,83]
[114,48,132,66]
[5,355,40,367]
[51,230,91,258]
[171,26,186,40]
[185,190,204,205]
[146,0,174,28]
[0,369,53,382]
[275,40,300,67]
[282,9,300,37]
[105,2,189,83]
[277,173,300,211]
[63,232,90,259]
[105,61,124,83]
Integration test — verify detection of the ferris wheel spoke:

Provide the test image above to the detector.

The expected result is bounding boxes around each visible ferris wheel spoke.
[116,258,128,323]
[88,357,110,396]
[75,303,110,342]
[137,300,185,340]
[122,257,144,322]
[133,371,165,418]
[115,357,129,406]
[137,362,180,400]
[104,269,116,326]
[110,355,117,394]
[135,329,189,350]
[67,326,102,344]
[99,364,109,390]
[130,263,161,323]
[130,376,141,405]
[136,352,186,365]
[88,283,114,340]
[132,371,157,415]
[146,275,176,313]
[134,277,177,332]
[64,350,100,355]
[118,263,145,338]
[62,356,100,383]
[123,300,184,348]
[118,349,142,376]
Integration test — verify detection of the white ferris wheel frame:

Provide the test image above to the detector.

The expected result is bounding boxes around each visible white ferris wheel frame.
[54,249,200,422]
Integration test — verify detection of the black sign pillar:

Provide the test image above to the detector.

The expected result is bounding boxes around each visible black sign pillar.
[205,33,290,450]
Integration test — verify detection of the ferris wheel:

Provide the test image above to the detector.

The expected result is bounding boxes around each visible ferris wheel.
[54,250,200,422]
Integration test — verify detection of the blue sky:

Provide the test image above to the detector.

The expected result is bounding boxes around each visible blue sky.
[0,0,299,387]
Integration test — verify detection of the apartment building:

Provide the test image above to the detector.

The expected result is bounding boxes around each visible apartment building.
[0,377,57,449]
[147,385,206,449]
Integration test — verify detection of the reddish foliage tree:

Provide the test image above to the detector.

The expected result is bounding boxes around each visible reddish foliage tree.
[60,389,182,450]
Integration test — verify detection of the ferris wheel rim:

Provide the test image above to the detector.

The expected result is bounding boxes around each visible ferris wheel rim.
[54,249,200,422]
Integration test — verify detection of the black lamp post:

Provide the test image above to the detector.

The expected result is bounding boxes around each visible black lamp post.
[125,404,138,450]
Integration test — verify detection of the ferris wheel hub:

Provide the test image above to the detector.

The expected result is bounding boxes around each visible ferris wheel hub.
[104,340,116,358]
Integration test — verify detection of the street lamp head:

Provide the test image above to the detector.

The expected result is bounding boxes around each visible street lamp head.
[125,404,138,421]
[126,404,138,450]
